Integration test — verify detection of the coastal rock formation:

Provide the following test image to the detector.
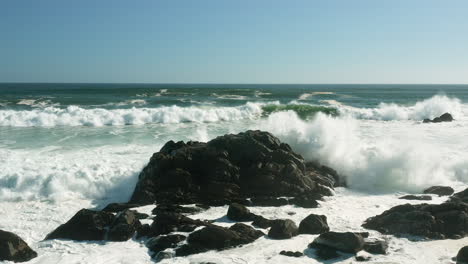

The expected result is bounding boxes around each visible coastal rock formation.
[268,219,298,239]
[129,130,339,206]
[451,188,468,203]
[227,203,254,221]
[146,234,186,256]
[107,210,141,241]
[423,113,454,123]
[298,214,329,235]
[309,232,365,254]
[363,202,468,239]
[0,230,38,263]
[423,186,454,196]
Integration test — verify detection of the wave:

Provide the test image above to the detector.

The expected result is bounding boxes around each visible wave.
[340,95,466,121]
[261,104,338,119]
[211,93,248,100]
[298,92,335,100]
[0,103,263,127]
[259,111,468,192]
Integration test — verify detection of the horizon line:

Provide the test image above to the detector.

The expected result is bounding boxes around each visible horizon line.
[1,82,468,85]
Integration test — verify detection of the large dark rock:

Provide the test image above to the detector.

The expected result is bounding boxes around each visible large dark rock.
[423,186,454,196]
[129,130,338,206]
[457,246,468,264]
[268,219,298,239]
[423,113,454,123]
[176,223,264,256]
[227,203,253,221]
[0,230,37,262]
[45,209,115,241]
[252,215,277,229]
[310,232,365,254]
[149,212,210,237]
[152,204,204,215]
[146,234,186,255]
[363,202,468,239]
[298,214,329,235]
[107,210,141,241]
[452,188,468,203]
[363,240,388,255]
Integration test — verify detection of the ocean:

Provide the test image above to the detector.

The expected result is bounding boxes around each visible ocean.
[1,83,468,263]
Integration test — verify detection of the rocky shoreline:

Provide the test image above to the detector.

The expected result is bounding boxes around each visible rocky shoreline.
[2,130,468,263]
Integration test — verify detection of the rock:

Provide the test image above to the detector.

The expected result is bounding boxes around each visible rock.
[457,246,468,264]
[136,224,151,238]
[423,113,454,123]
[252,215,277,229]
[152,204,204,215]
[108,210,141,241]
[288,195,320,208]
[298,214,329,235]
[363,202,468,239]
[154,251,174,262]
[176,223,263,256]
[268,219,298,239]
[149,212,209,237]
[356,255,371,261]
[452,188,468,203]
[146,234,186,254]
[45,209,115,241]
[130,210,149,220]
[399,195,432,201]
[0,230,38,262]
[250,196,289,206]
[279,250,303,257]
[227,203,253,221]
[310,232,365,253]
[101,203,141,212]
[309,243,340,260]
[363,240,388,254]
[129,130,338,206]
[423,186,454,196]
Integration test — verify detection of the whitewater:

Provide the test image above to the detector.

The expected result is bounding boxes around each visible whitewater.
[1,84,468,263]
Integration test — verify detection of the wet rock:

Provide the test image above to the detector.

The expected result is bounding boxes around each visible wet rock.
[150,212,209,237]
[268,219,298,239]
[45,209,115,241]
[136,224,151,238]
[154,251,174,262]
[423,186,454,196]
[152,204,204,215]
[298,214,329,235]
[175,223,263,256]
[452,188,468,203]
[399,195,432,201]
[280,250,303,257]
[227,203,253,221]
[129,130,338,206]
[108,210,141,241]
[146,234,186,254]
[457,246,468,264]
[289,195,319,208]
[309,243,340,260]
[356,255,372,261]
[251,215,277,229]
[423,113,454,123]
[0,230,38,263]
[363,202,468,239]
[310,232,365,253]
[363,240,388,255]
[250,196,289,206]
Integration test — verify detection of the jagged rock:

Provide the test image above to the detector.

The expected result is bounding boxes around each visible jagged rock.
[250,197,289,206]
[457,246,468,264]
[423,113,454,123]
[175,223,263,256]
[452,188,468,203]
[101,203,141,212]
[310,232,365,254]
[298,214,329,235]
[399,195,432,201]
[227,203,253,221]
[152,204,204,215]
[45,209,115,241]
[280,250,303,257]
[423,186,454,196]
[146,234,186,254]
[0,230,37,263]
[108,210,141,241]
[363,240,388,255]
[129,130,338,206]
[268,219,298,239]
[363,202,468,239]
[149,212,210,237]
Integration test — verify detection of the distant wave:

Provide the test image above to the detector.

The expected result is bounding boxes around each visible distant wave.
[211,93,248,100]
[298,92,335,100]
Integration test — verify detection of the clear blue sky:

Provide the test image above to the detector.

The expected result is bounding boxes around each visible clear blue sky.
[1,0,467,84]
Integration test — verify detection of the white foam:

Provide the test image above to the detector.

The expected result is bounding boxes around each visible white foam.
[0,103,263,127]
[298,92,335,100]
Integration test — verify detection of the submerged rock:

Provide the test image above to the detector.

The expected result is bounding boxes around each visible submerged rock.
[298,214,329,235]
[399,195,432,201]
[423,113,454,123]
[309,232,365,254]
[45,209,115,241]
[268,219,298,239]
[423,186,454,196]
[0,230,37,263]
[129,130,339,206]
[280,250,304,257]
[363,202,468,239]
[363,240,388,255]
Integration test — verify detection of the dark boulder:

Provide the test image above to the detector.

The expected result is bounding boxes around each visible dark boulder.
[45,209,115,241]
[423,186,454,196]
[268,219,298,239]
[298,214,329,235]
[288,195,320,208]
[0,230,37,262]
[399,195,432,201]
[452,188,468,203]
[146,234,186,254]
[310,232,365,254]
[423,113,454,123]
[176,223,264,256]
[129,130,338,206]
[363,240,388,255]
[252,215,277,229]
[363,202,468,239]
[457,246,468,264]
[107,210,141,241]
[136,224,151,238]
[280,250,303,257]
[227,203,253,221]
[149,212,210,237]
